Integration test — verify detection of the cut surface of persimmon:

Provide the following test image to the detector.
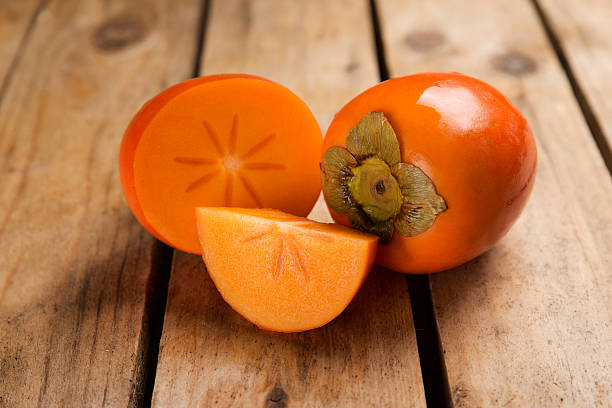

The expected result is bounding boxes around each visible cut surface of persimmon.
[120,74,323,253]
[196,207,378,332]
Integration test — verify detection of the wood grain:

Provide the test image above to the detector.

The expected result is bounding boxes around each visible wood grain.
[152,1,426,406]
[0,0,41,85]
[0,0,201,406]
[378,0,612,406]
[535,0,612,167]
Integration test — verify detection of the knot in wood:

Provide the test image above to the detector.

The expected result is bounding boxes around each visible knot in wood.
[491,51,537,76]
[93,14,147,52]
[404,30,446,51]
[265,385,289,407]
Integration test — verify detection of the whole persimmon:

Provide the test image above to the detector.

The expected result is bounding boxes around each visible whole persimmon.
[321,73,537,274]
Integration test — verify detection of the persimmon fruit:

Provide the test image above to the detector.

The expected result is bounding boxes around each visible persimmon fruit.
[120,74,322,253]
[195,207,378,332]
[321,73,537,274]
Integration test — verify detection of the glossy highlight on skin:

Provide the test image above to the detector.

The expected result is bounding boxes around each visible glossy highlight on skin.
[323,73,537,274]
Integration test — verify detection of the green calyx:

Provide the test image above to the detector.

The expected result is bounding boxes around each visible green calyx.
[320,111,447,243]
[347,157,402,222]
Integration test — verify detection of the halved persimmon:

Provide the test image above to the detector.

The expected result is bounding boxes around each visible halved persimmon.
[196,207,378,332]
[120,74,323,253]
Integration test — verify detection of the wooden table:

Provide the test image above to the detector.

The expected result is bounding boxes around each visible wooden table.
[1,0,611,406]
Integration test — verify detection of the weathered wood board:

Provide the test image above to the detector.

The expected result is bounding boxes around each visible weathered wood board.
[0,0,201,406]
[378,0,612,406]
[4,0,611,406]
[152,1,426,406]
[536,0,612,166]
[0,0,40,84]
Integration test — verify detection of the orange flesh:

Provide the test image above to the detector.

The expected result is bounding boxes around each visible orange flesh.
[119,75,322,253]
[196,207,378,332]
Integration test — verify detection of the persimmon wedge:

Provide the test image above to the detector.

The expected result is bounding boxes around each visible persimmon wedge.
[195,207,378,332]
[120,74,322,254]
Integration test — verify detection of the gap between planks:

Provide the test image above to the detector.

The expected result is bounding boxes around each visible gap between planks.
[139,242,174,407]
[139,0,577,406]
[376,0,612,405]
[151,0,426,406]
[373,0,612,405]
[140,1,210,407]
[148,0,437,406]
[369,0,452,406]
[405,275,453,408]
[530,0,612,175]
[0,0,204,406]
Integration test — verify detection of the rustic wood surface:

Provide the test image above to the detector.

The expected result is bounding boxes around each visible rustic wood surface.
[0,0,201,406]
[0,0,40,84]
[536,0,612,166]
[378,0,612,406]
[151,1,426,407]
[2,0,612,406]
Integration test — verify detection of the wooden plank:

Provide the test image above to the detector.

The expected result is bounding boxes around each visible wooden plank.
[378,0,612,406]
[152,1,426,406]
[0,0,201,406]
[0,0,41,84]
[535,0,612,167]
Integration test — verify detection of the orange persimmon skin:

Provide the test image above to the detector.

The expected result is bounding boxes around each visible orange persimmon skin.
[196,207,378,332]
[323,73,537,274]
[120,74,322,253]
